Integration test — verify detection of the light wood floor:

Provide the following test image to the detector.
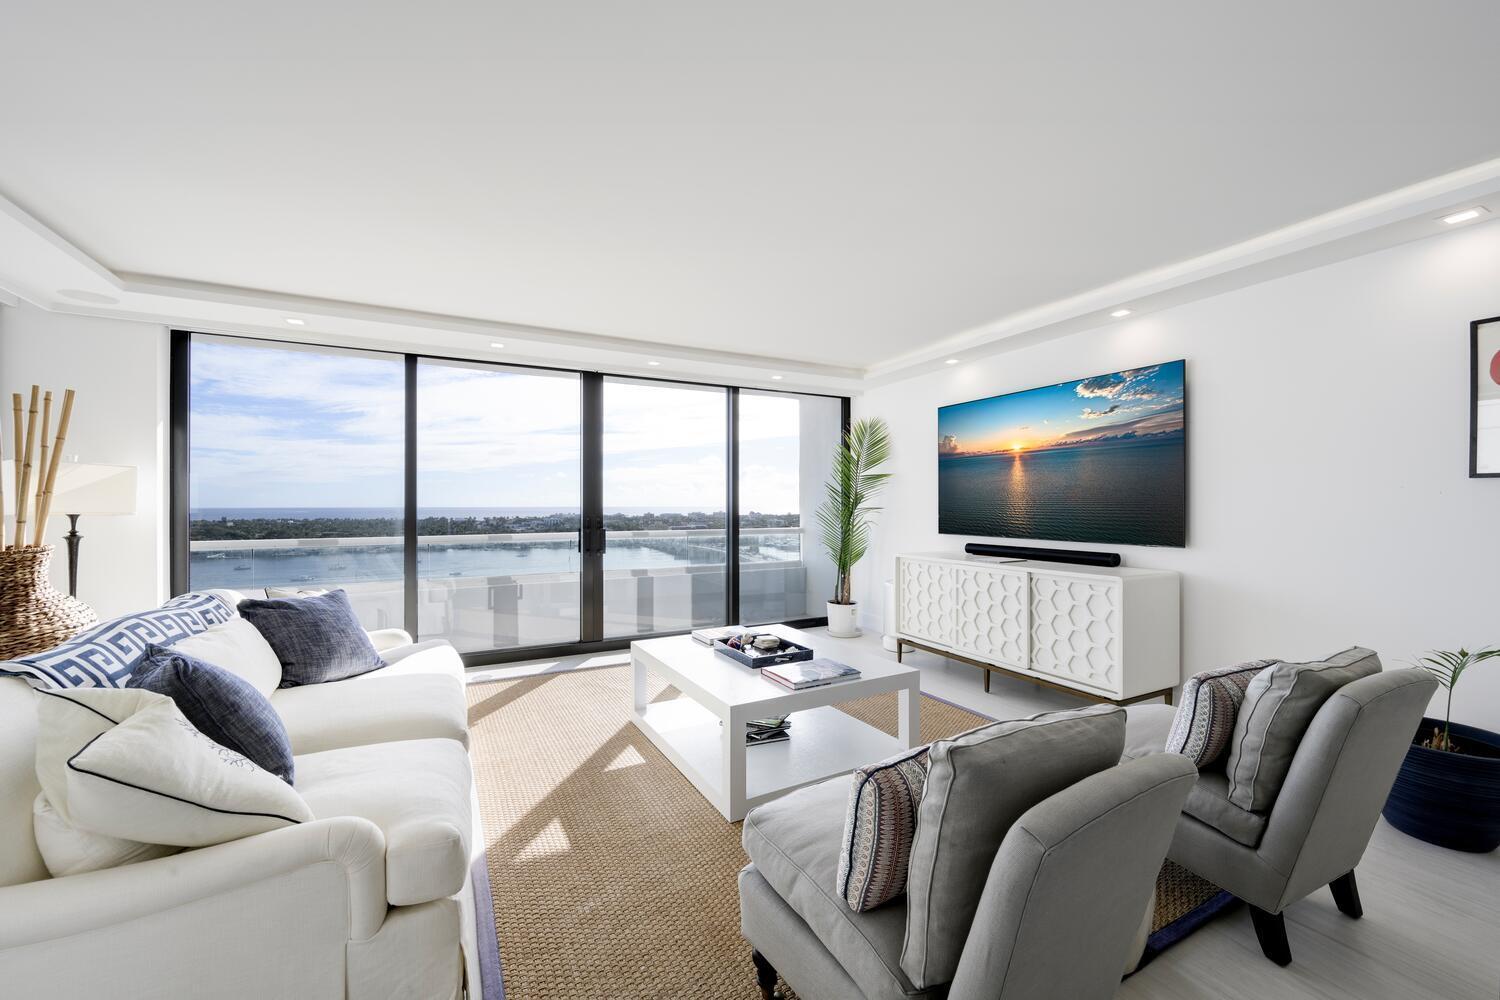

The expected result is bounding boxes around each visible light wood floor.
[483,628,1500,1000]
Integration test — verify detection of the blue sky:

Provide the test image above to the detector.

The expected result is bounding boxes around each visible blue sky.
[938,361,1185,457]
[190,339,813,512]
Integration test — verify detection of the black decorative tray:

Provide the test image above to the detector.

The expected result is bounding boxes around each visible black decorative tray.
[713,637,815,669]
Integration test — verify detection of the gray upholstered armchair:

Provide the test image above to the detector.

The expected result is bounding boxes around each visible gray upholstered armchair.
[1123,666,1436,965]
[738,710,1196,1000]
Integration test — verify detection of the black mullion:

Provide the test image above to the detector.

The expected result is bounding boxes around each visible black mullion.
[726,387,740,626]
[168,330,192,596]
[403,355,419,637]
[580,372,604,643]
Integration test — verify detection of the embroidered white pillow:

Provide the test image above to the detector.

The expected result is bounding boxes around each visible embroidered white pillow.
[32,792,177,877]
[167,616,283,697]
[32,687,170,876]
[65,696,314,847]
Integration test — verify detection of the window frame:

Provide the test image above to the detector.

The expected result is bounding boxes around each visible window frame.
[169,329,850,667]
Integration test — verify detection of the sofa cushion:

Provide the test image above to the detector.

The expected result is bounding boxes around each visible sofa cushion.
[350,639,465,684]
[1182,771,1267,847]
[272,672,468,755]
[238,589,385,687]
[742,776,942,1000]
[0,592,236,688]
[296,738,473,906]
[129,644,295,783]
[32,791,178,877]
[1225,647,1382,812]
[165,616,282,697]
[902,704,1125,989]
[1165,660,1277,768]
[837,745,930,912]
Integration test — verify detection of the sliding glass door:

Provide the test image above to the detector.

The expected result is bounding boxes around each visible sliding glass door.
[174,331,846,664]
[416,360,581,653]
[601,378,728,637]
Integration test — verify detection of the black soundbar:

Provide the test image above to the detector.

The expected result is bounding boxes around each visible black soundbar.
[963,543,1121,568]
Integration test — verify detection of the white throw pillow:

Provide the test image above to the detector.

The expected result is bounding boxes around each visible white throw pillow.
[67,699,314,847]
[33,687,179,877]
[168,616,283,697]
[35,687,314,852]
[33,792,177,877]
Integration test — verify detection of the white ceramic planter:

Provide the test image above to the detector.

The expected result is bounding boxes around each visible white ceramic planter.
[826,601,861,638]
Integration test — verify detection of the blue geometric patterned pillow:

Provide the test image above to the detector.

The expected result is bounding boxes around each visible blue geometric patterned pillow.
[128,644,296,784]
[236,589,385,687]
[0,592,236,689]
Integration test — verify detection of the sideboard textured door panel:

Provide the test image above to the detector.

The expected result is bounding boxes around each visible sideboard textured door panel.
[899,560,954,646]
[952,565,1028,667]
[1029,574,1122,693]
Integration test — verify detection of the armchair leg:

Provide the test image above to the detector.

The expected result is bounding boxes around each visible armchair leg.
[1249,906,1292,966]
[1329,871,1363,919]
[751,949,780,1000]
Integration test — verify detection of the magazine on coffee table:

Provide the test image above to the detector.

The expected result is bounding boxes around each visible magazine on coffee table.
[761,658,862,691]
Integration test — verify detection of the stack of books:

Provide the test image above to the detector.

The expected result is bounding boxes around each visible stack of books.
[692,625,743,646]
[762,658,862,691]
[746,716,791,747]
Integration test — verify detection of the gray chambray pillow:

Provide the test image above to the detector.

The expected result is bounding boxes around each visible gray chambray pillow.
[1224,647,1381,813]
[900,703,1125,990]
[237,589,385,687]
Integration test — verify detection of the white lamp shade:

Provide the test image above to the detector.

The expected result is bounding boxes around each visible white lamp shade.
[2,461,137,516]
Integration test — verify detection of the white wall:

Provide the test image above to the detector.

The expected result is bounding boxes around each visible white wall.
[0,303,168,617]
[854,220,1500,729]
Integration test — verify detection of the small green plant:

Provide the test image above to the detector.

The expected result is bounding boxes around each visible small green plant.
[816,417,892,606]
[1412,647,1500,753]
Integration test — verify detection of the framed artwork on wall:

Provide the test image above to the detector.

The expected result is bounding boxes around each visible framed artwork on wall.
[1470,316,1500,477]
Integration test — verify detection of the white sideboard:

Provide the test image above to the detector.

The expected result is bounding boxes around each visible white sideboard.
[893,552,1180,704]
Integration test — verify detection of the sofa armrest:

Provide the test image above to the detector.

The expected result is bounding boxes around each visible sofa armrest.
[0,817,389,948]
[368,628,415,652]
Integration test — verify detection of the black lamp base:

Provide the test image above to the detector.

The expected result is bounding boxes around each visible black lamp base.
[64,514,83,599]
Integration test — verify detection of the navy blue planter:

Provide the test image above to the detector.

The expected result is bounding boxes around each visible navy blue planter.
[1382,717,1500,853]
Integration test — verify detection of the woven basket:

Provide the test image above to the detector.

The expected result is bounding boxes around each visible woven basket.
[0,545,98,661]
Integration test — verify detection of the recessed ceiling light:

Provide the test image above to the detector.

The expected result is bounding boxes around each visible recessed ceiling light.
[770,375,783,380]
[1110,308,1132,318]
[284,317,305,326]
[1441,207,1488,225]
[945,359,960,365]
[490,342,505,349]
[647,361,661,366]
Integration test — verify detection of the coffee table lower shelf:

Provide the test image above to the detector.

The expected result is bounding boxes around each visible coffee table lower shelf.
[631,697,903,822]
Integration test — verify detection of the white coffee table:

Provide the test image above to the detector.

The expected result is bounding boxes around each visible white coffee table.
[630,624,920,821]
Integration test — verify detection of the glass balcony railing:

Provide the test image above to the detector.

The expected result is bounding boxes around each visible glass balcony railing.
[188,527,810,652]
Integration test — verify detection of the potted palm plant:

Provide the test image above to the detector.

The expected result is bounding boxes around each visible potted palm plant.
[816,417,891,638]
[1382,647,1500,852]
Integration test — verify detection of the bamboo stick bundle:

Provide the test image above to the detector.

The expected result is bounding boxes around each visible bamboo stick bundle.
[33,389,77,548]
[9,394,19,504]
[14,386,38,547]
[35,391,51,525]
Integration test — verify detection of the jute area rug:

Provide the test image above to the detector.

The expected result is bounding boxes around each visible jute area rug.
[466,665,1225,1000]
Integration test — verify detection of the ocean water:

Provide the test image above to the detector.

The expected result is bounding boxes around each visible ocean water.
[938,436,1185,546]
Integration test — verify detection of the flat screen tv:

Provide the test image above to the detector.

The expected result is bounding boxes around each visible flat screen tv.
[938,360,1186,547]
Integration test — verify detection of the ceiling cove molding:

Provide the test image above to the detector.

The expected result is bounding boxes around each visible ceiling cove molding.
[863,155,1500,384]
[112,272,866,381]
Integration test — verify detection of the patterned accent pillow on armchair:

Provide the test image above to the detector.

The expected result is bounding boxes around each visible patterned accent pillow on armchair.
[837,745,931,912]
[1164,659,1278,768]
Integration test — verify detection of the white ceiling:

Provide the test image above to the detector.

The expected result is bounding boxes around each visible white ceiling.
[3,2,1500,378]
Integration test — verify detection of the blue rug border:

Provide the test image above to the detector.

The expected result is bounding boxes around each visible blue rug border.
[471,855,505,999]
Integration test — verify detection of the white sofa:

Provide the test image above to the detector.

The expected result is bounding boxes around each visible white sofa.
[0,596,482,1000]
